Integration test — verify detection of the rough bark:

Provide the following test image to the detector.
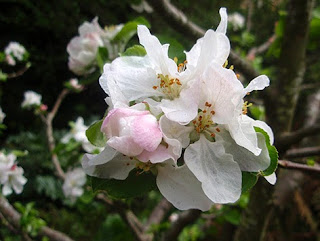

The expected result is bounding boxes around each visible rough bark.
[266,0,314,135]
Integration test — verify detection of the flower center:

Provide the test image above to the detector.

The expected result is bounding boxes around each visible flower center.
[136,161,153,174]
[242,101,252,115]
[153,74,182,100]
[192,102,220,137]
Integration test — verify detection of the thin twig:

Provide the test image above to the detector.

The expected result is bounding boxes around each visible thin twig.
[42,89,70,180]
[0,196,74,241]
[161,209,201,241]
[278,160,320,173]
[145,0,259,80]
[285,146,320,158]
[144,198,172,232]
[6,63,31,79]
[247,35,276,60]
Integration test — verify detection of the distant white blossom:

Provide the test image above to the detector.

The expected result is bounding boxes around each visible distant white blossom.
[21,91,42,108]
[67,17,105,75]
[228,12,245,30]
[62,168,86,202]
[5,42,26,66]
[0,107,5,123]
[69,78,84,91]
[130,0,153,13]
[0,152,27,196]
[62,117,102,153]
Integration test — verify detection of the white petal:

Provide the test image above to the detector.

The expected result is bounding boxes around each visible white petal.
[264,172,277,185]
[244,75,270,96]
[160,80,199,125]
[82,151,135,180]
[86,145,118,165]
[201,63,243,124]
[137,25,177,76]
[99,56,161,102]
[216,130,270,172]
[216,8,228,34]
[227,115,261,156]
[157,162,213,211]
[2,183,12,196]
[252,119,274,145]
[184,135,242,203]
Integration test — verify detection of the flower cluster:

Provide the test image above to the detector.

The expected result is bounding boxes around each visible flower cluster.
[62,117,102,153]
[67,17,124,76]
[21,90,42,109]
[4,42,27,66]
[62,168,86,202]
[0,152,27,196]
[228,12,245,31]
[82,8,276,211]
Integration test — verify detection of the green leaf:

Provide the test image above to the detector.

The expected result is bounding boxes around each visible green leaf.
[254,127,278,176]
[90,170,157,199]
[0,70,8,82]
[112,17,150,44]
[96,47,109,71]
[35,176,64,200]
[121,45,146,57]
[86,120,106,147]
[241,172,258,193]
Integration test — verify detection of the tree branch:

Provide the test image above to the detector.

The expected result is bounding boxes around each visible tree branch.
[6,63,31,79]
[247,35,276,60]
[161,209,201,241]
[276,124,320,152]
[278,160,320,173]
[0,196,74,241]
[285,146,320,158]
[145,0,259,80]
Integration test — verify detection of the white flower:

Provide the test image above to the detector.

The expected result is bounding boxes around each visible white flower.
[102,24,124,60]
[62,168,86,202]
[67,17,105,75]
[0,107,5,124]
[21,91,42,108]
[99,8,229,125]
[0,152,27,196]
[130,0,153,13]
[69,78,84,91]
[5,42,26,61]
[62,117,102,153]
[228,12,245,31]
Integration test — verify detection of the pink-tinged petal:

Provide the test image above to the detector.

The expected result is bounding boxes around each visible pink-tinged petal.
[157,161,213,211]
[137,144,174,163]
[131,114,162,152]
[107,136,144,157]
[101,108,148,137]
[184,135,242,203]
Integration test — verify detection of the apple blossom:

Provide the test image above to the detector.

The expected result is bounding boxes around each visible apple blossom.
[99,8,229,124]
[228,12,245,30]
[101,106,162,157]
[0,152,27,196]
[0,107,5,124]
[21,90,42,108]
[4,42,26,66]
[62,168,86,202]
[67,17,105,75]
